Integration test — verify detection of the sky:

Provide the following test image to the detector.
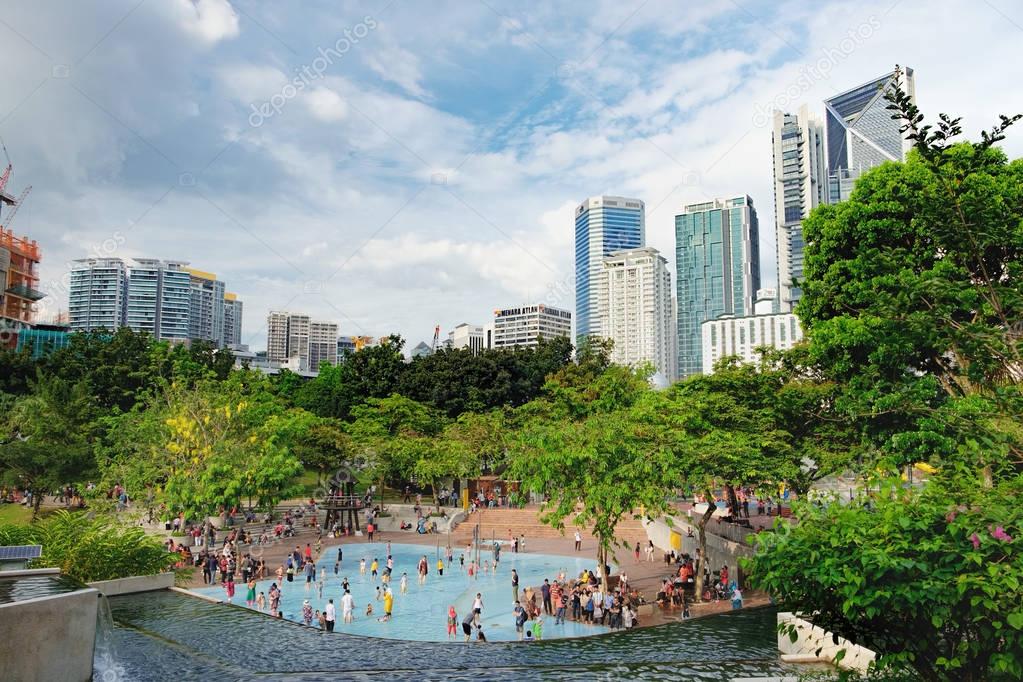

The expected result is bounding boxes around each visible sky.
[2,0,1022,352]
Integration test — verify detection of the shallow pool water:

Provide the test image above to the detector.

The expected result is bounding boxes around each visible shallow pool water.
[195,541,610,641]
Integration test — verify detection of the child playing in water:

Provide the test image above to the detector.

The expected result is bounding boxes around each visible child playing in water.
[447,605,457,640]
[400,572,408,594]
[360,558,366,575]
[366,603,374,616]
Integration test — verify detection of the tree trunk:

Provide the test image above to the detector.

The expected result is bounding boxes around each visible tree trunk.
[32,489,42,520]
[597,541,609,594]
[693,490,716,603]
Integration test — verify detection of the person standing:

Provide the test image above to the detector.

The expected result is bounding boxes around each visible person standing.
[541,579,552,615]
[367,522,374,542]
[511,569,519,602]
[574,530,582,552]
[400,572,408,594]
[513,601,527,641]
[472,592,483,626]
[383,588,394,620]
[302,599,313,626]
[325,598,336,632]
[418,555,429,585]
[437,557,444,576]
[341,589,354,623]
[447,605,458,640]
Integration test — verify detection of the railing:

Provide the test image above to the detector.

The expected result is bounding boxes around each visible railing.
[321,495,365,508]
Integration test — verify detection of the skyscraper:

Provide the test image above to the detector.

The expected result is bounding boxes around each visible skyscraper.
[447,323,486,354]
[222,293,243,348]
[574,196,645,346]
[185,267,226,346]
[675,196,761,378]
[126,259,191,341]
[599,247,677,381]
[824,66,915,203]
[772,105,827,312]
[68,258,128,332]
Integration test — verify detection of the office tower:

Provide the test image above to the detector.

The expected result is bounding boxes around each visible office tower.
[267,310,337,371]
[68,257,128,332]
[600,247,677,381]
[447,323,486,354]
[184,268,226,346]
[772,105,827,311]
[825,66,915,203]
[309,320,339,370]
[126,259,190,341]
[222,293,243,348]
[492,304,572,349]
[575,196,645,346]
[675,196,761,377]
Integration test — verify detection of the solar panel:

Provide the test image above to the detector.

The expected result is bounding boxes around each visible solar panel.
[0,545,42,561]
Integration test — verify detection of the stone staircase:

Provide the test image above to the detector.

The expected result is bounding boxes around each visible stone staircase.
[450,507,650,549]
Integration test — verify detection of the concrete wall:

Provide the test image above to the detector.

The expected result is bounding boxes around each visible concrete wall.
[643,515,754,589]
[88,571,175,596]
[0,587,99,682]
[777,611,876,672]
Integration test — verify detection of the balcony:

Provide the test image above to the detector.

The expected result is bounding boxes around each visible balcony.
[6,284,46,301]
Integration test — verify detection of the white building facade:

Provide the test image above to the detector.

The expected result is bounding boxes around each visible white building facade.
[267,310,337,371]
[700,289,803,373]
[447,323,486,354]
[492,304,571,349]
[599,247,676,381]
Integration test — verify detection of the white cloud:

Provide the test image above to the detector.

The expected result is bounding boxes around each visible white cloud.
[173,0,240,45]
[364,39,430,99]
[305,87,348,122]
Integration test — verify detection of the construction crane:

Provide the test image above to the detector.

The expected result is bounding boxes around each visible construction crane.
[1,186,32,230]
[431,325,440,353]
[0,138,12,196]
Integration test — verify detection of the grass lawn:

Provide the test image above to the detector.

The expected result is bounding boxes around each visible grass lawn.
[0,503,35,526]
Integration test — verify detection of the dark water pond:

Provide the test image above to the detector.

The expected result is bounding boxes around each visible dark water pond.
[102,590,821,680]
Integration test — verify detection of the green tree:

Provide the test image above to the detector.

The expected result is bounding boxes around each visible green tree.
[348,394,445,506]
[509,366,669,592]
[748,467,1023,681]
[0,375,97,517]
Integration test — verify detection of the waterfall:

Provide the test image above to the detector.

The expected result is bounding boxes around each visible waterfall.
[93,593,126,682]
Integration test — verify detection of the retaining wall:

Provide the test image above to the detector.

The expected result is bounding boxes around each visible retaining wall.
[643,515,755,589]
[88,572,175,596]
[777,611,876,672]
[0,587,99,682]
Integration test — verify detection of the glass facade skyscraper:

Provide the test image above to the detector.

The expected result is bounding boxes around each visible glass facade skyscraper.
[772,105,826,311]
[824,67,915,203]
[675,196,760,377]
[69,258,128,332]
[574,195,644,346]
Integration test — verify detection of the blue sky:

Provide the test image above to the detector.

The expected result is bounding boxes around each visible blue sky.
[2,0,1022,350]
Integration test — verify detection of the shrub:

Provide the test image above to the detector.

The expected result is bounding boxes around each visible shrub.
[0,510,177,582]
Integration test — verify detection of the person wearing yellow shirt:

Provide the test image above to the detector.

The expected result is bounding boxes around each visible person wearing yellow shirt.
[382,588,394,621]
[370,558,379,577]
[437,558,445,576]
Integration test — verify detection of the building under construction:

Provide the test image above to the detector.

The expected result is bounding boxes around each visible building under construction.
[0,149,44,347]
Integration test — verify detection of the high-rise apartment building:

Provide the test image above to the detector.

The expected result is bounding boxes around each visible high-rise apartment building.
[184,268,226,346]
[675,196,761,378]
[267,311,290,362]
[126,259,191,341]
[68,258,128,332]
[447,323,486,354]
[492,304,571,349]
[267,310,337,371]
[575,196,645,345]
[825,66,915,203]
[772,106,827,311]
[309,320,339,370]
[222,293,243,348]
[600,247,677,381]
